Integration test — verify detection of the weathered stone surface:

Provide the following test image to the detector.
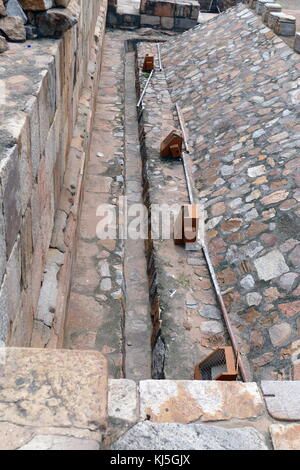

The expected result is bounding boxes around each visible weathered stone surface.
[0,35,8,52]
[139,381,264,423]
[0,422,34,451]
[6,0,27,24]
[19,0,54,9]
[0,16,26,41]
[112,422,268,450]
[108,379,138,423]
[254,250,289,281]
[36,8,77,38]
[261,381,300,421]
[295,32,300,54]
[19,435,100,450]
[270,424,300,450]
[269,322,291,347]
[0,0,6,16]
[0,348,108,432]
[278,300,300,318]
[200,320,224,334]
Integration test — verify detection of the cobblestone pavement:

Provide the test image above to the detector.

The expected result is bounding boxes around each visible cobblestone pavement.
[161,4,300,380]
[138,42,231,380]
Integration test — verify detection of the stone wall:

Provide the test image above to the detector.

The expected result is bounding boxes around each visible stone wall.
[0,0,108,347]
[107,0,200,31]
[200,0,241,11]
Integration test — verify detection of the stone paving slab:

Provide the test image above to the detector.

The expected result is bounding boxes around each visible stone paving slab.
[0,348,107,449]
[112,421,269,450]
[261,381,300,420]
[139,380,265,422]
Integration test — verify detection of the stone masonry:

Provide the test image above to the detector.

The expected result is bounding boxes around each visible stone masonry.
[0,0,108,347]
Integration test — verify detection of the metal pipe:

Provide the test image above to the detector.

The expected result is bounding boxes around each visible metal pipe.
[175,102,250,382]
[137,69,154,108]
[182,153,194,205]
[157,43,163,72]
[176,104,190,153]
[202,243,249,382]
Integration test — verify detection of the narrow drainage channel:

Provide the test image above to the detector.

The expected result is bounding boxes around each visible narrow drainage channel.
[123,44,152,381]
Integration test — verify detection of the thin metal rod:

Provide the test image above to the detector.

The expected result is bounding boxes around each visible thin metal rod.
[176,101,249,382]
[137,69,154,108]
[182,153,194,205]
[157,43,163,72]
[202,243,249,382]
[176,104,190,153]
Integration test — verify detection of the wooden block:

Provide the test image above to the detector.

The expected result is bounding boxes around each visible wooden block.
[142,54,155,72]
[160,130,183,158]
[174,204,199,245]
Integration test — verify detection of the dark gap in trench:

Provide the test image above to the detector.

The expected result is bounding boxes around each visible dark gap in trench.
[125,38,167,379]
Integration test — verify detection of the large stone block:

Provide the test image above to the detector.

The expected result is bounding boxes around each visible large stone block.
[10,286,34,347]
[295,33,300,54]
[112,422,269,450]
[139,380,265,423]
[0,348,108,432]
[0,195,6,285]
[161,16,174,29]
[261,381,300,421]
[0,16,26,42]
[20,206,33,291]
[0,276,9,343]
[19,434,100,450]
[0,237,21,344]
[154,0,176,17]
[270,424,300,450]
[174,17,197,30]
[19,118,32,216]
[19,0,54,10]
[140,14,160,25]
[26,97,41,182]
[175,2,191,18]
[0,348,107,449]
[108,379,139,424]
[37,155,55,257]
[0,146,22,258]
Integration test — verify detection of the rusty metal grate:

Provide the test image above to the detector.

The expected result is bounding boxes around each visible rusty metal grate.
[198,349,227,380]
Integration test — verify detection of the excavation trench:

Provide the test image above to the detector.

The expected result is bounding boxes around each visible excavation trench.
[63,31,236,382]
